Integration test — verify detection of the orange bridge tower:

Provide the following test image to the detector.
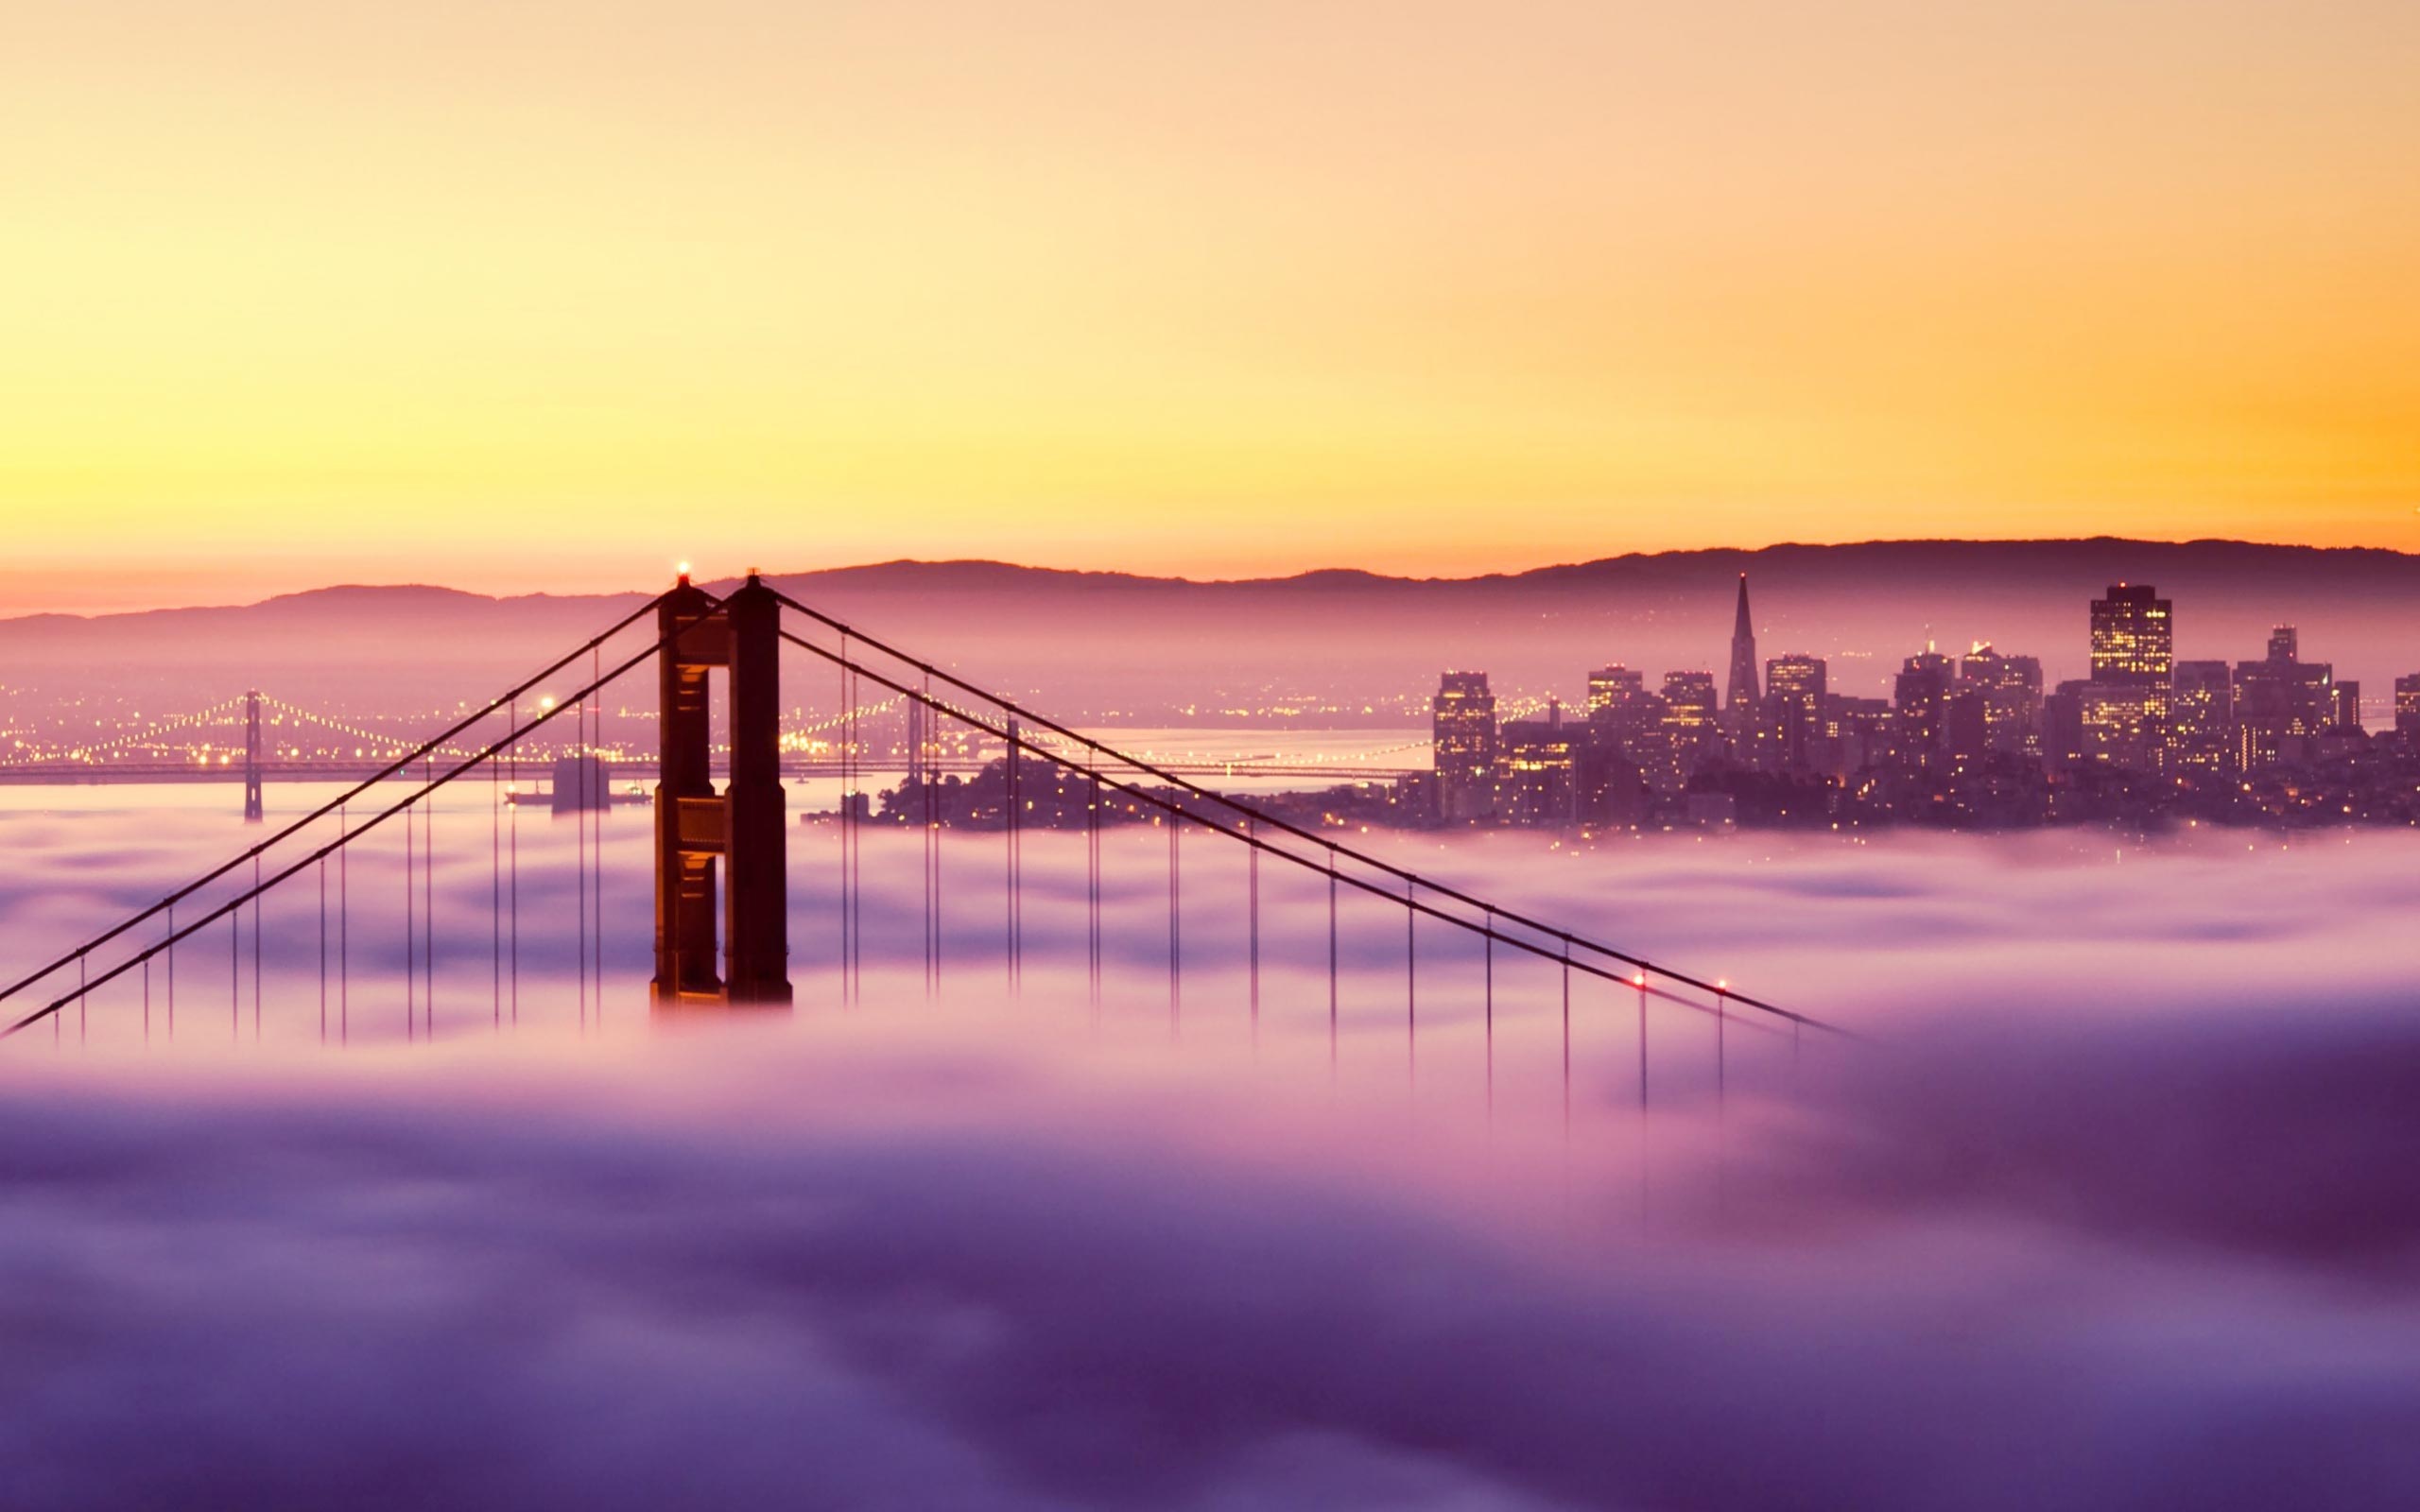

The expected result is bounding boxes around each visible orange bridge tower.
[652,572,791,1005]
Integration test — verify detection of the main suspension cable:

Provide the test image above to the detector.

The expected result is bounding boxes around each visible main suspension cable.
[0,592,676,1011]
[767,589,1827,1033]
[4,592,726,1040]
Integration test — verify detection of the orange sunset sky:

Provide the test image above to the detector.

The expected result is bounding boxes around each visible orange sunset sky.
[3,0,2416,613]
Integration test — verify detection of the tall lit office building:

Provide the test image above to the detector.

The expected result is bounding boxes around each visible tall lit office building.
[1764,654,1827,773]
[2398,673,2420,746]
[1586,665,1645,715]
[2083,584,2172,773]
[2331,681,2362,731]
[2043,679,2089,768]
[1592,683,1670,783]
[2169,661,2236,779]
[2082,686,2167,774]
[1825,695,1893,776]
[2235,626,2338,768]
[1893,649,1956,775]
[1960,644,2044,756]
[2090,584,2174,685]
[1659,670,1720,791]
[1430,671,1497,821]
[1496,698,1578,828]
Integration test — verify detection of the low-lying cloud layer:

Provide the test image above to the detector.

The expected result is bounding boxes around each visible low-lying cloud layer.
[5,807,2419,1507]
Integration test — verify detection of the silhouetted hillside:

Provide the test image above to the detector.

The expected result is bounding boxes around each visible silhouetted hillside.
[5,540,2416,725]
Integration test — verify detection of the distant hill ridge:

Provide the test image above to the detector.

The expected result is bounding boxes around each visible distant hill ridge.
[3,539,2413,713]
[9,538,2418,625]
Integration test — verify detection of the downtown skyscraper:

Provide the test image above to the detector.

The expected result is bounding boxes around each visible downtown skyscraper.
[1726,574,1760,719]
[2083,583,2174,773]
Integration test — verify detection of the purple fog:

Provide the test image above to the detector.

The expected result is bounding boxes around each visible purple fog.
[5,793,2419,1508]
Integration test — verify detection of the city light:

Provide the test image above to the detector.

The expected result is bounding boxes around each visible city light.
[1420,576,2418,832]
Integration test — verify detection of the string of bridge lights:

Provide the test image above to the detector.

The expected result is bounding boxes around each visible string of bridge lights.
[776,694,911,748]
[0,696,251,766]
[255,695,488,761]
[891,691,1429,769]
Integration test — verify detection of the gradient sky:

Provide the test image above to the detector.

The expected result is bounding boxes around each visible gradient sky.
[4,0,2416,612]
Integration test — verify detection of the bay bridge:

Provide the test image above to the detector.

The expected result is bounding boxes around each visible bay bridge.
[0,693,1431,788]
[0,756,1429,786]
[0,574,1839,1112]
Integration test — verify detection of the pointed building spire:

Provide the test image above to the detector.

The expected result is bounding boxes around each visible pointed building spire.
[1726,572,1760,713]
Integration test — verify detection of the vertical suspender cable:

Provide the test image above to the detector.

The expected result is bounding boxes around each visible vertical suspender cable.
[1716,986,1727,1109]
[493,698,501,1029]
[1094,764,1103,1001]
[425,754,436,1036]
[406,768,416,1041]
[592,645,603,1022]
[1405,878,1416,1085]
[853,663,861,999]
[838,634,851,1005]
[1005,715,1018,994]
[927,678,939,996]
[1326,843,1339,1078]
[1247,816,1259,1048]
[576,695,587,1030]
[1562,939,1572,1142]
[339,802,349,1043]
[918,694,931,998]
[510,721,519,1024]
[1167,801,1180,1034]
[1637,971,1650,1220]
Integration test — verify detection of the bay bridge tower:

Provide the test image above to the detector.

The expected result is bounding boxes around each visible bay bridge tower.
[653,573,792,1005]
[243,690,264,824]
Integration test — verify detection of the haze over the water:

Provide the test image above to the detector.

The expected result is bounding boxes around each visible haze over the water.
[7,792,2420,1507]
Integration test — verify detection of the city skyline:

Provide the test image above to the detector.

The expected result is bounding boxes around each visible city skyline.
[1429,573,2420,831]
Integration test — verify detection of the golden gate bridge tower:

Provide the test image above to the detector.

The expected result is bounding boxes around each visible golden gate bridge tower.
[652,572,791,1005]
